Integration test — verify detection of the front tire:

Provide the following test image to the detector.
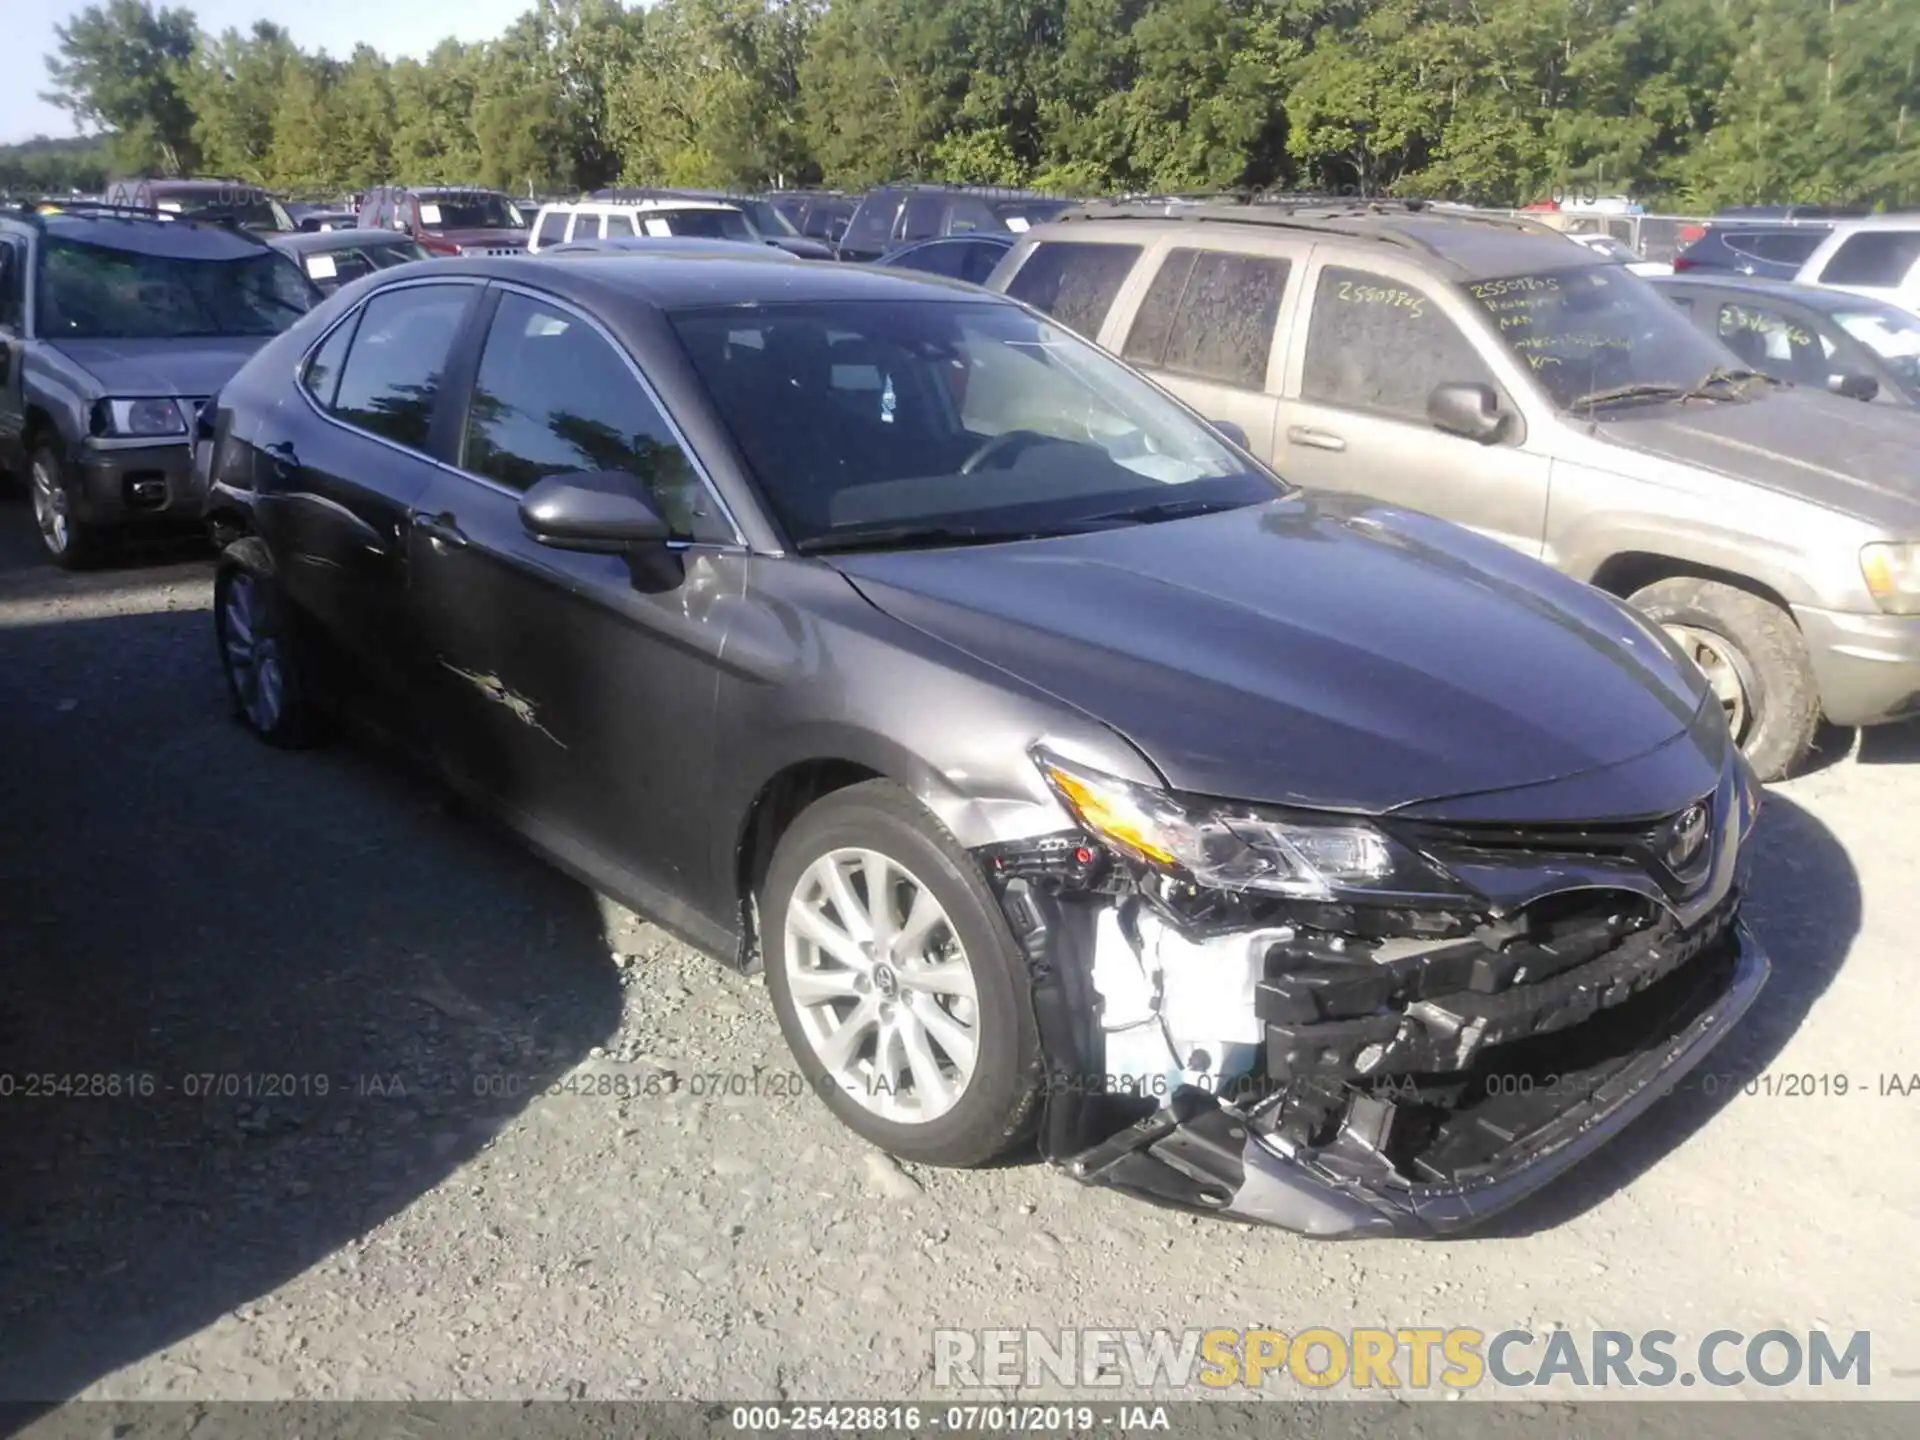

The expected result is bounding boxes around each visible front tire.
[215,562,322,748]
[30,445,100,569]
[761,779,1042,1168]
[1630,576,1821,782]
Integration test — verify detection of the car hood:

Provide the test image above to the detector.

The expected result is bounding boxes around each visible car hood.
[47,337,270,397]
[1598,385,1920,528]
[830,494,1710,814]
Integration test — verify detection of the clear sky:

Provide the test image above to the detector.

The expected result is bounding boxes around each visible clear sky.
[6,0,537,143]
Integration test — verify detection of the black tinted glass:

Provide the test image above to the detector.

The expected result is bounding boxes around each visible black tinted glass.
[463,292,725,539]
[332,285,472,450]
[1003,242,1142,339]
[302,314,358,409]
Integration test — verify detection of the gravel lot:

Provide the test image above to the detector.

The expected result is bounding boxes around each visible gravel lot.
[1,501,1916,1412]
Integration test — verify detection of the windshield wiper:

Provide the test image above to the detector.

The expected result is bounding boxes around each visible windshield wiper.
[1682,365,1780,400]
[796,524,1031,555]
[1072,495,1258,528]
[1567,381,1692,411]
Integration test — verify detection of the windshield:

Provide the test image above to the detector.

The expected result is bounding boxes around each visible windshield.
[164,197,289,232]
[738,199,797,237]
[648,208,757,242]
[1835,306,1920,391]
[38,237,314,339]
[418,193,525,231]
[1467,265,1736,409]
[670,300,1277,549]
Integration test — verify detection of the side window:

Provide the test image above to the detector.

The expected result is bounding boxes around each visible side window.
[331,284,473,449]
[617,213,641,238]
[959,241,1006,286]
[535,210,569,248]
[903,242,968,280]
[0,237,25,329]
[1717,303,1830,384]
[301,312,360,409]
[1301,266,1496,421]
[901,194,944,242]
[1741,230,1825,266]
[1819,232,1920,287]
[1003,242,1144,339]
[462,291,729,542]
[1123,247,1287,390]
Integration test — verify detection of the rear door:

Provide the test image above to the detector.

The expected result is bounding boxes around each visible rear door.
[262,279,483,721]
[405,283,744,897]
[1110,241,1298,457]
[1275,255,1553,557]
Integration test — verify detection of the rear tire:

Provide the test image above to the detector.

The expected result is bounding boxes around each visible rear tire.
[761,779,1041,1168]
[1629,576,1821,782]
[214,561,323,749]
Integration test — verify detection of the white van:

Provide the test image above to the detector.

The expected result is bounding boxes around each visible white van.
[1793,215,1920,315]
[525,198,763,254]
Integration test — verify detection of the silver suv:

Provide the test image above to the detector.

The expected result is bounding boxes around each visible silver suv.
[988,202,1920,779]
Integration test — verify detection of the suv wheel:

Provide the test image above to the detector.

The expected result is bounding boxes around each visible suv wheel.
[1630,577,1821,782]
[761,779,1041,1168]
[215,562,321,748]
[30,446,99,569]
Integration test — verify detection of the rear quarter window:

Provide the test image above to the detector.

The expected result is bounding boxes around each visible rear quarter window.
[1002,241,1143,340]
[535,210,569,248]
[1819,231,1920,287]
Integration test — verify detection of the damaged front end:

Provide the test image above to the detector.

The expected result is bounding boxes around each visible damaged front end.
[974,743,1769,1238]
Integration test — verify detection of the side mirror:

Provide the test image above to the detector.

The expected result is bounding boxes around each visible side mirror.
[1209,418,1250,450]
[1428,381,1510,444]
[520,471,670,552]
[1829,372,1880,402]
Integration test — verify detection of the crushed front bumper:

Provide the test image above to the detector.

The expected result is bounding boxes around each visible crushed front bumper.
[1061,921,1766,1238]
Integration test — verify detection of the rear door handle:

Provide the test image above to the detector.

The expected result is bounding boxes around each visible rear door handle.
[1286,426,1347,453]
[414,511,469,549]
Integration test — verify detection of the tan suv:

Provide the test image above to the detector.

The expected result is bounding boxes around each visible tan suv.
[988,202,1920,779]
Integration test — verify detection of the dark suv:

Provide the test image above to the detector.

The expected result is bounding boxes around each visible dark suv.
[357,186,529,257]
[836,185,1075,262]
[0,203,317,566]
[1672,215,1854,280]
[104,178,295,235]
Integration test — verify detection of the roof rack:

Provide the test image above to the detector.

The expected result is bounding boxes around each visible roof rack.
[12,200,173,221]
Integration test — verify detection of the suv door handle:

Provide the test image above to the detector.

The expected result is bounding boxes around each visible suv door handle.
[262,439,298,477]
[1287,426,1348,453]
[414,511,469,549]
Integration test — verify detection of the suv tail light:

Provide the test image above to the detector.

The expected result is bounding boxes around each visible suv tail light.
[1672,254,1697,272]
[420,235,460,257]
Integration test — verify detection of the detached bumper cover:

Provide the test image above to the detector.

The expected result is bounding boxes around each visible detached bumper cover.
[1065,921,1768,1238]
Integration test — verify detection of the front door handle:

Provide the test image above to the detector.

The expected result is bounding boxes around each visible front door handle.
[262,439,298,477]
[1286,425,1348,453]
[414,510,469,549]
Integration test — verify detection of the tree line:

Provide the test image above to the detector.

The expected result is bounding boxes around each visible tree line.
[7,0,1919,210]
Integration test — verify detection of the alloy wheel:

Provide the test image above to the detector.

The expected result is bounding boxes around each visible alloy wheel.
[30,455,69,556]
[782,847,980,1124]
[1665,622,1754,745]
[221,572,286,734]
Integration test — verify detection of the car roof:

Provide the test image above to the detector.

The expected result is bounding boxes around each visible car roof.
[1034,201,1601,282]
[546,236,767,257]
[411,186,512,199]
[546,198,738,214]
[1818,214,1920,237]
[37,210,272,259]
[425,252,1006,310]
[1653,271,1916,316]
[269,227,421,254]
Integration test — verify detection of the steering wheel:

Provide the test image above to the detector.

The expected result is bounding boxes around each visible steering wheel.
[960,428,1049,475]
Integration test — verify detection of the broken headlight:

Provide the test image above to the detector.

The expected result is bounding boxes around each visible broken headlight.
[1032,748,1458,902]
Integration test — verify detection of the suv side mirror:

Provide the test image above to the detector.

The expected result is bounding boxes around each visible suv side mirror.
[1209,418,1250,450]
[1829,372,1879,402]
[1428,382,1510,444]
[520,471,670,552]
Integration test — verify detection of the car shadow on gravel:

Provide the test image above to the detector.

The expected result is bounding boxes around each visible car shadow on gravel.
[1461,790,1859,1238]
[0,602,624,1410]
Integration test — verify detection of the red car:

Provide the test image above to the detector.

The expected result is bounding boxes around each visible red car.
[356,186,530,257]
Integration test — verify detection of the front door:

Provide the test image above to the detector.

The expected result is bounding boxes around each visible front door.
[406,285,744,901]
[1276,259,1552,558]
